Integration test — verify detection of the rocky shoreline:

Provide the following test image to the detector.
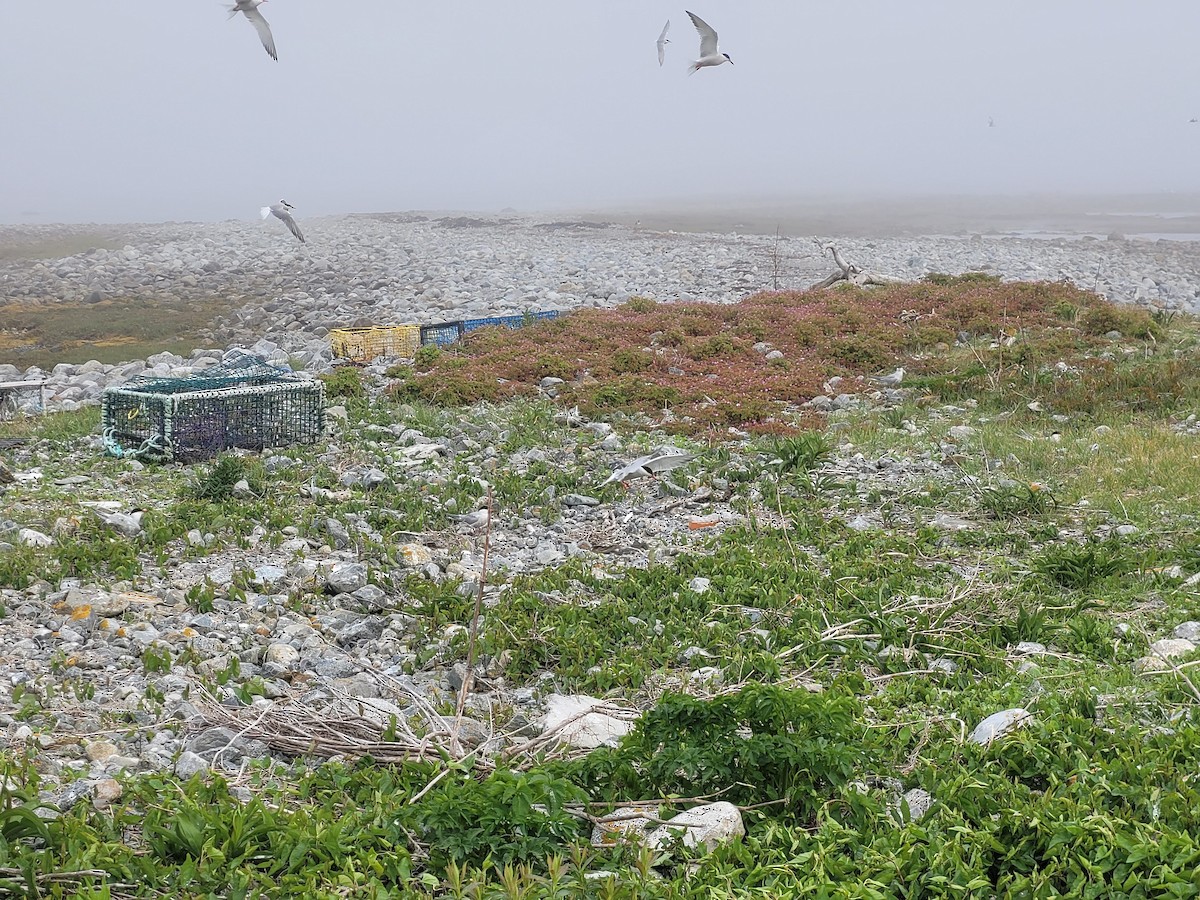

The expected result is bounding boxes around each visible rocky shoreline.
[2,214,1199,414]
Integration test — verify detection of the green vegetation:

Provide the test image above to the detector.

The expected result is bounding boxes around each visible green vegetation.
[5,281,1200,896]
[0,296,241,369]
[381,281,1193,434]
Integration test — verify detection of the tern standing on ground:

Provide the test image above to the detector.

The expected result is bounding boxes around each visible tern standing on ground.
[228,0,278,61]
[656,20,671,67]
[686,11,733,74]
[261,201,305,243]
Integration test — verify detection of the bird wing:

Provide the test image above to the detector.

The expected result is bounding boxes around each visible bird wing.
[275,208,305,243]
[602,454,653,485]
[657,20,670,66]
[243,7,278,61]
[644,452,698,474]
[687,11,718,57]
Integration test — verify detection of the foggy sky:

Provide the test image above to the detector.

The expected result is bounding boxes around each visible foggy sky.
[1,1,1198,224]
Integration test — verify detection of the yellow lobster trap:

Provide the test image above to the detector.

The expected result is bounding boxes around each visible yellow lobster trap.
[330,325,421,362]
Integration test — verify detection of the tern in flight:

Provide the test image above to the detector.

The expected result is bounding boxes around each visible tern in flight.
[261,200,305,243]
[602,450,699,487]
[656,20,671,67]
[228,0,278,61]
[686,11,733,74]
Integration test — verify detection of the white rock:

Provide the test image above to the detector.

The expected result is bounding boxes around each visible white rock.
[18,528,52,548]
[541,694,633,750]
[969,708,1032,745]
[646,801,745,853]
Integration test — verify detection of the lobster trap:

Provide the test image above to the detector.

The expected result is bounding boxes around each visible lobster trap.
[462,311,560,334]
[330,325,421,362]
[101,353,326,463]
[419,321,466,347]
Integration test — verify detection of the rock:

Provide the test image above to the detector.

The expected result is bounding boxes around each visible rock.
[969,708,1032,745]
[541,694,633,750]
[93,510,143,538]
[18,528,53,548]
[1149,638,1195,661]
[562,494,601,507]
[85,741,118,762]
[66,587,130,617]
[92,778,123,809]
[646,801,744,853]
[590,804,659,847]
[397,543,433,567]
[264,643,300,668]
[174,751,209,778]
[1012,642,1047,656]
[930,512,974,531]
[326,562,368,594]
[896,788,933,823]
[186,726,269,765]
[688,577,711,594]
[1172,622,1200,643]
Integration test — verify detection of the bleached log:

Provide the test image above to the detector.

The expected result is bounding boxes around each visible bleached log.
[809,241,902,290]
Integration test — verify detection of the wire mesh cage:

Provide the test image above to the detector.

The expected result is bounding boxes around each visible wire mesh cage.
[101,353,326,463]
[330,325,421,362]
[462,311,560,334]
[419,321,466,347]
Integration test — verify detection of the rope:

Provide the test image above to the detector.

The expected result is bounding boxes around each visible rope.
[102,426,167,461]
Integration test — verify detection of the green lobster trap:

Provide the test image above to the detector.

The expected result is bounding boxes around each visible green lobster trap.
[330,325,421,362]
[101,353,326,462]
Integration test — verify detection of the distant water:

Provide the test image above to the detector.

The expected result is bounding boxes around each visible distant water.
[999,230,1200,243]
[1097,212,1200,219]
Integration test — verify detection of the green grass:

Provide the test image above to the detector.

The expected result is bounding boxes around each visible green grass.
[0,296,239,369]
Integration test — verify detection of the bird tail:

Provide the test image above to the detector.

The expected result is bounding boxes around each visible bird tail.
[259,207,271,220]
[226,5,239,20]
[687,62,700,76]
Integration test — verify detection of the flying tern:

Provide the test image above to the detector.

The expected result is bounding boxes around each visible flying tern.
[686,11,733,74]
[261,200,305,243]
[656,20,671,67]
[602,450,698,487]
[228,0,277,61]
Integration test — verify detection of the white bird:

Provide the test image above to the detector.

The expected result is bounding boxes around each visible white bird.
[686,11,733,74]
[448,508,491,531]
[603,450,698,487]
[260,200,305,243]
[869,366,906,388]
[656,20,671,67]
[228,0,277,62]
[989,116,995,128]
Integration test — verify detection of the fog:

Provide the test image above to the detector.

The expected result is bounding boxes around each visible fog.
[1,1,1198,224]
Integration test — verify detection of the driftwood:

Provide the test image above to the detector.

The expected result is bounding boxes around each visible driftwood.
[809,241,903,290]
